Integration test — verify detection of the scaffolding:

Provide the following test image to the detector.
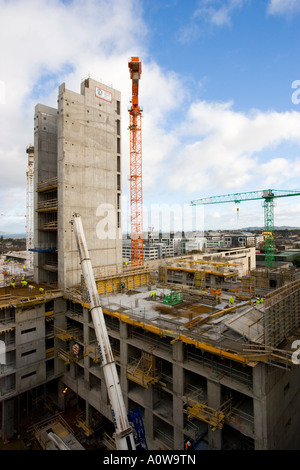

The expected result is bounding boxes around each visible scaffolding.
[264,279,300,347]
[30,414,84,450]
[85,341,107,363]
[236,275,256,300]
[195,270,206,290]
[183,389,233,432]
[127,352,159,388]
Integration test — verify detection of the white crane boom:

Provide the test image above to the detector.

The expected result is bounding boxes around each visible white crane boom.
[71,213,136,451]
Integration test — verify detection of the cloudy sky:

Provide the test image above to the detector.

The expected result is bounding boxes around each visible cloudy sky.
[0,0,300,234]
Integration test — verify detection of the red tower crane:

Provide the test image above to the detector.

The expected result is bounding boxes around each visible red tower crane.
[128,57,144,266]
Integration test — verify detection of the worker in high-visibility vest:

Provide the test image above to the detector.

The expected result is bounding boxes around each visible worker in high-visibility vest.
[185,440,192,451]
[21,279,28,288]
[229,296,234,305]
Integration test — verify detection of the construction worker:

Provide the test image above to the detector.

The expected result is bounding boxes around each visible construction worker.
[28,285,35,293]
[9,282,15,289]
[229,296,234,305]
[21,279,28,288]
[39,287,45,294]
[256,296,263,304]
[150,291,156,300]
[185,440,192,451]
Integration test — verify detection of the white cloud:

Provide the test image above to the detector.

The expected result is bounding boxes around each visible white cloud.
[179,0,245,42]
[194,0,245,26]
[0,0,149,230]
[1,0,300,234]
[258,157,300,188]
[267,0,300,15]
[0,0,187,231]
[166,101,300,195]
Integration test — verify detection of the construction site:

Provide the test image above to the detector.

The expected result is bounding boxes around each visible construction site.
[1,58,300,451]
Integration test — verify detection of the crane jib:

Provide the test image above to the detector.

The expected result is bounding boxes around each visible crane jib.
[191,189,300,206]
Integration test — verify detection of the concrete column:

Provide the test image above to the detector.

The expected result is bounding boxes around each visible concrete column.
[144,386,154,442]
[119,321,129,395]
[86,402,93,428]
[172,339,184,363]
[120,320,128,340]
[1,398,14,440]
[252,364,267,450]
[173,341,184,449]
[207,379,222,449]
[57,379,66,411]
[173,363,184,450]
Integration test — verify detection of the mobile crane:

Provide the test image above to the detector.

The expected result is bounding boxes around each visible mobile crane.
[70,213,136,450]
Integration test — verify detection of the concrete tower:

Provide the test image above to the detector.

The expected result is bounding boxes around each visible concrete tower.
[33,78,122,289]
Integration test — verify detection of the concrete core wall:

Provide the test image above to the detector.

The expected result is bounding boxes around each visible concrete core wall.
[57,79,122,289]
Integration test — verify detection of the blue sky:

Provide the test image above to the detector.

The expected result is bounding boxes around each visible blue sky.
[144,0,299,109]
[0,0,300,234]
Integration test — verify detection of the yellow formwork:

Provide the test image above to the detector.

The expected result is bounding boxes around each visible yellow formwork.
[184,389,232,431]
[186,401,226,432]
[127,352,159,389]
[96,270,149,295]
[195,270,206,290]
[57,348,76,365]
[85,344,101,363]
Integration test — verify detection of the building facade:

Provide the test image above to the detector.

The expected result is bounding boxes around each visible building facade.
[34,78,122,289]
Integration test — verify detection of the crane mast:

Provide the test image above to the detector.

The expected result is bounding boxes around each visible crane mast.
[71,213,136,450]
[128,57,144,266]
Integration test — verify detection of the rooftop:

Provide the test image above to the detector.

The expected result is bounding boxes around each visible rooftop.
[65,280,297,370]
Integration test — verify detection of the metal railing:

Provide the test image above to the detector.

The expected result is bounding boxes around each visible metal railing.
[186,349,253,388]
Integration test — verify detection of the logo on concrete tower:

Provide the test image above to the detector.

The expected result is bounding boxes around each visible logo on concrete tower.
[95,86,112,103]
[0,340,6,365]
